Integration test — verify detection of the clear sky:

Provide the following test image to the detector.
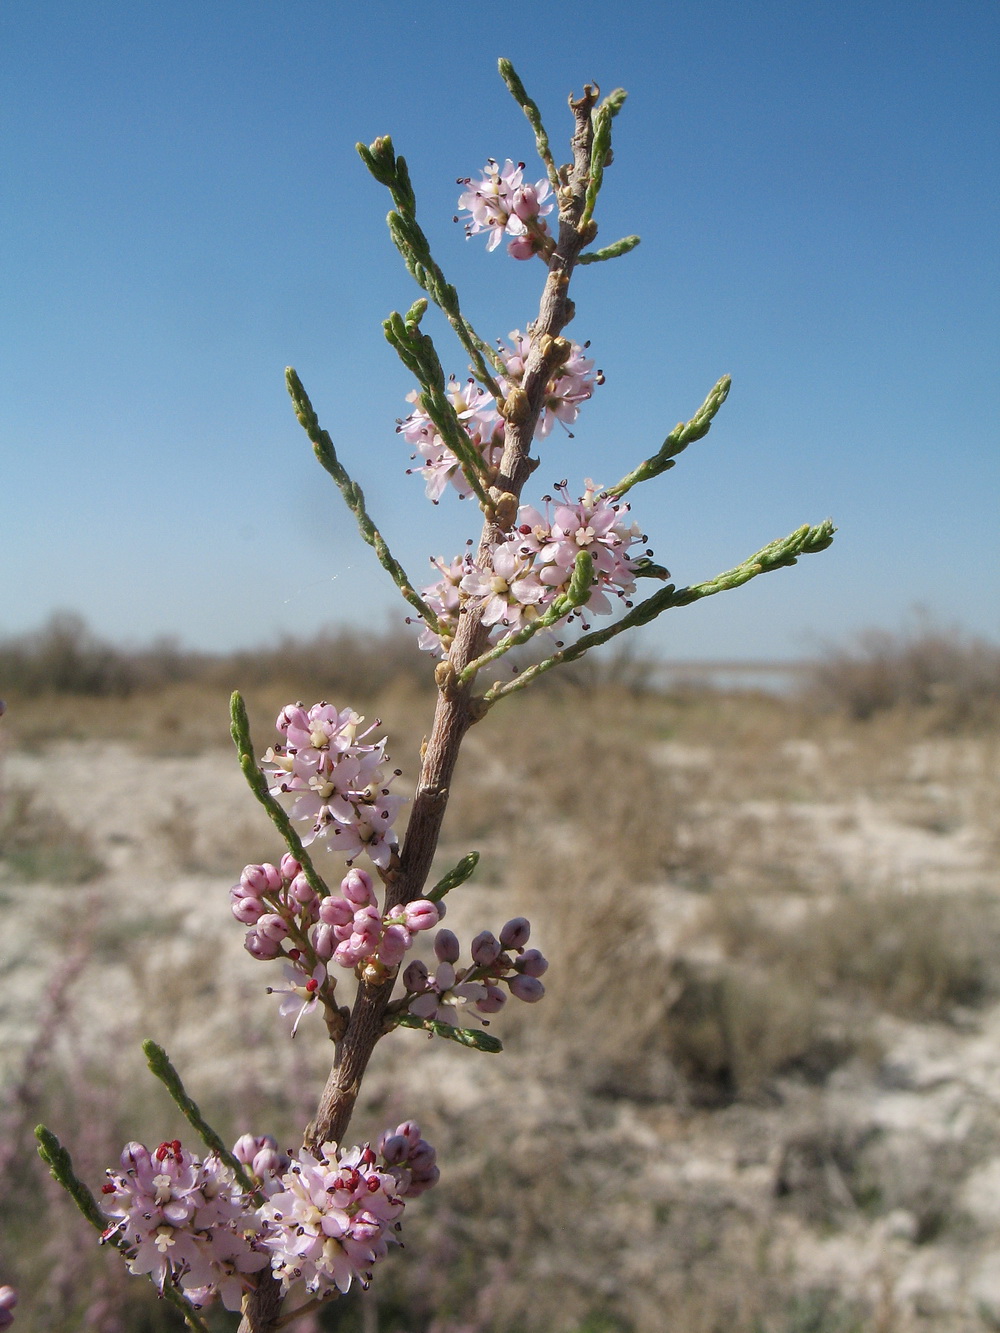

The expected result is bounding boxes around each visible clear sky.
[2,0,997,660]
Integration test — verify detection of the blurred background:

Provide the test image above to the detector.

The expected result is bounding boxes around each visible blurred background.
[2,2,1000,1330]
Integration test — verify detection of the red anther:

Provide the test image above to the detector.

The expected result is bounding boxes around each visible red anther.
[155,1143,169,1161]
[171,1140,182,1153]
[288,949,301,961]
[305,978,319,994]
[367,1176,381,1193]
[101,1182,116,1194]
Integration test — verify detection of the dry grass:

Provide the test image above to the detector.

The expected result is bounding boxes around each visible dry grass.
[2,653,999,1332]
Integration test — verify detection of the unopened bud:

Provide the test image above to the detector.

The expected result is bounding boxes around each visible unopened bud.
[319,895,354,928]
[279,853,302,881]
[402,959,429,992]
[378,923,411,968]
[508,974,545,1003]
[379,1134,409,1166]
[403,900,440,933]
[471,931,501,967]
[434,928,460,963]
[500,917,531,949]
[514,948,548,978]
[244,928,282,961]
[476,983,507,1014]
[341,867,375,906]
[311,923,337,961]
[257,912,289,942]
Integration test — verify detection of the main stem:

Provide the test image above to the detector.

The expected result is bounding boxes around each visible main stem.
[239,84,600,1333]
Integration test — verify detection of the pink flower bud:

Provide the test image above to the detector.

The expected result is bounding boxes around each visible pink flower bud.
[230,890,265,925]
[241,863,283,896]
[395,1119,422,1145]
[508,974,545,1003]
[319,895,354,928]
[334,938,370,967]
[507,234,537,260]
[500,917,531,949]
[402,960,429,992]
[407,1140,436,1171]
[471,931,501,967]
[352,905,381,947]
[403,900,440,933]
[514,948,548,977]
[276,704,307,733]
[405,1164,440,1196]
[244,928,282,960]
[253,1145,288,1179]
[257,912,289,942]
[288,873,317,907]
[120,1141,151,1173]
[379,1134,409,1165]
[476,983,507,1014]
[232,1133,260,1164]
[378,923,411,968]
[0,1286,17,1330]
[279,853,302,880]
[341,867,375,906]
[311,923,337,960]
[511,183,539,221]
[434,929,460,964]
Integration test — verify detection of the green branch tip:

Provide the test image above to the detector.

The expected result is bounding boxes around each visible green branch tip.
[394,1012,503,1052]
[578,235,641,265]
[428,851,480,901]
[142,1040,255,1193]
[497,58,560,189]
[36,1125,108,1232]
[610,374,732,498]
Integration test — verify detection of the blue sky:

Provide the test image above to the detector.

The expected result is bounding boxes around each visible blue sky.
[3,0,997,660]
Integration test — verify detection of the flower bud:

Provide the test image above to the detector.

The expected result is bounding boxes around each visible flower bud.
[471,931,501,967]
[120,1141,152,1173]
[379,1134,409,1165]
[402,959,429,992]
[512,183,539,221]
[244,928,282,961]
[276,703,307,733]
[241,863,283,896]
[232,1133,260,1165]
[508,974,545,1003]
[279,853,302,881]
[378,923,411,968]
[434,928,460,964]
[257,912,289,942]
[403,900,440,933]
[476,983,507,1014]
[514,948,548,978]
[230,889,265,925]
[507,234,537,260]
[288,873,318,909]
[405,1163,440,1196]
[341,867,375,906]
[0,1286,17,1330]
[333,938,369,968]
[311,923,337,961]
[407,1140,436,1171]
[500,917,531,949]
[352,905,381,947]
[253,1145,288,1180]
[319,895,354,928]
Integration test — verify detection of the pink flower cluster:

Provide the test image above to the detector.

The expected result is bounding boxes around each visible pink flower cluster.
[262,703,404,867]
[313,867,439,972]
[420,481,647,654]
[457,158,553,259]
[100,1141,267,1312]
[399,377,503,503]
[101,1130,438,1309]
[232,861,440,1035]
[260,1141,406,1297]
[499,331,602,438]
[402,918,547,1026]
[397,332,600,504]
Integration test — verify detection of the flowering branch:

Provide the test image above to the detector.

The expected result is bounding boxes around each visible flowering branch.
[482,520,836,705]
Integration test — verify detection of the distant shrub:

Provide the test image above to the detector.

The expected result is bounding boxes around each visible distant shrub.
[805,621,1000,727]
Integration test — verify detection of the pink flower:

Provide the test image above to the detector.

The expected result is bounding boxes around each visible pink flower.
[457,159,552,255]
[266,962,327,1037]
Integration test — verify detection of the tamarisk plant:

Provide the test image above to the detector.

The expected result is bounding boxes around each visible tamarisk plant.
[36,60,834,1333]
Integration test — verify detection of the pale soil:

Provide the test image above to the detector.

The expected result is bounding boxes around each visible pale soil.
[3,714,1000,1331]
